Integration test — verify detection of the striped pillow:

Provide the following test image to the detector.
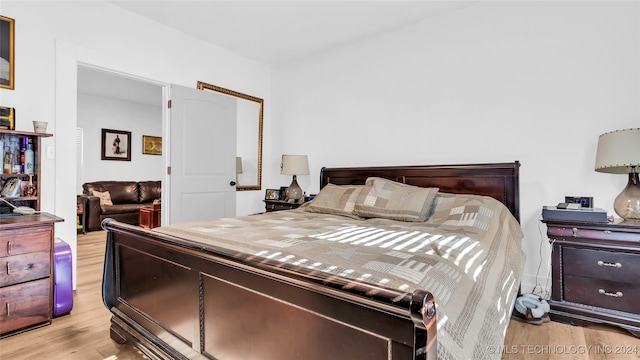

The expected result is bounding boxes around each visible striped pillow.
[354,177,439,222]
[304,184,364,219]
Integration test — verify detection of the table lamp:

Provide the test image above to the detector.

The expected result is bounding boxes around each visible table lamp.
[280,154,309,202]
[236,157,243,183]
[595,128,640,221]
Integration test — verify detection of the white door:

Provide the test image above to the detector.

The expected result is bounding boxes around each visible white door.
[167,84,237,225]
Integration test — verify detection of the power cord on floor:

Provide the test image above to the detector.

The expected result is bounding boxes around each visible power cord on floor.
[529,215,551,300]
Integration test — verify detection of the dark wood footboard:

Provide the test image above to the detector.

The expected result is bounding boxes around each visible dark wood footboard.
[102,220,438,360]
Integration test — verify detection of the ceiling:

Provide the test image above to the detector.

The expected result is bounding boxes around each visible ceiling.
[77,66,162,106]
[79,1,473,105]
[109,0,473,67]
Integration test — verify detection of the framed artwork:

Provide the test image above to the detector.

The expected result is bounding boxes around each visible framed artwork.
[142,135,162,155]
[265,188,280,200]
[101,128,131,161]
[0,15,14,90]
[279,186,288,200]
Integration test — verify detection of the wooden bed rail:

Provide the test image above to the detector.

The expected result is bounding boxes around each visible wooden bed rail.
[102,219,438,360]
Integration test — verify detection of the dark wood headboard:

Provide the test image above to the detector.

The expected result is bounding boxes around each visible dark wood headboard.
[320,161,521,222]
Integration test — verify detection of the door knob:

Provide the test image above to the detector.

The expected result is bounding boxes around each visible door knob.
[230,181,236,186]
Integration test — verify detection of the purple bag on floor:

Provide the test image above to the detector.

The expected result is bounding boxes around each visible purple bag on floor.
[53,238,73,317]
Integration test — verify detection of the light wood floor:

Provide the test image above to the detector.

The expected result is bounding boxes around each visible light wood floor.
[1,231,639,360]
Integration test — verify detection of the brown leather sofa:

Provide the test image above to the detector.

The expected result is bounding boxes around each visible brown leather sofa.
[82,180,161,231]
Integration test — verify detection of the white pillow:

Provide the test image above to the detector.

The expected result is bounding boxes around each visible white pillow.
[92,190,113,206]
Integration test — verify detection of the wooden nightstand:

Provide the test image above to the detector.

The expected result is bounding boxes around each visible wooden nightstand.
[263,200,302,212]
[543,218,640,337]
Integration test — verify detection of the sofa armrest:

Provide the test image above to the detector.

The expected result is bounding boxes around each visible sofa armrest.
[84,196,102,231]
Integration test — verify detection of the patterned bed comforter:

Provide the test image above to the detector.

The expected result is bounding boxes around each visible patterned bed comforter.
[154,192,524,360]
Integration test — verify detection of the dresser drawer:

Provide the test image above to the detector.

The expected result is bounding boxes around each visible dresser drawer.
[564,274,639,314]
[0,278,51,334]
[563,247,640,283]
[0,227,51,257]
[0,251,51,287]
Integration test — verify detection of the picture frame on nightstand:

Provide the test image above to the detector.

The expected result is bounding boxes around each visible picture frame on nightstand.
[265,188,280,200]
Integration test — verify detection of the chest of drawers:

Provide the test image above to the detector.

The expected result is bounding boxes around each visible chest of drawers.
[0,213,63,338]
[543,219,640,337]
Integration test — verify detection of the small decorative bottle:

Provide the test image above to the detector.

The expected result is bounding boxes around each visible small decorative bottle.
[25,174,37,197]
[2,149,10,174]
[24,143,34,175]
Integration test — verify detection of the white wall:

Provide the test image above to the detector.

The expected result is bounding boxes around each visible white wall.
[270,1,640,294]
[77,93,163,186]
[1,0,272,288]
[1,0,637,297]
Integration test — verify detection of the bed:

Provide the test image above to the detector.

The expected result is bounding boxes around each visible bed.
[102,161,523,360]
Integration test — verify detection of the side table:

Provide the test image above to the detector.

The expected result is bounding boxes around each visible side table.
[76,195,88,234]
[139,205,161,229]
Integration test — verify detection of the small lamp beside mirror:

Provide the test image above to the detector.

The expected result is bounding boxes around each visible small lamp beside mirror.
[595,128,640,221]
[280,155,309,202]
[236,157,243,183]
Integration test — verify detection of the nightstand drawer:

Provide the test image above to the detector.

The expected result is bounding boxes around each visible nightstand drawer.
[563,247,640,283]
[0,278,51,334]
[0,227,51,257]
[564,275,639,314]
[264,200,302,212]
[547,225,639,243]
[0,252,51,287]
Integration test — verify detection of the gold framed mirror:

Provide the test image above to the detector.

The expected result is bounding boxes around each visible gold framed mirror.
[197,81,263,191]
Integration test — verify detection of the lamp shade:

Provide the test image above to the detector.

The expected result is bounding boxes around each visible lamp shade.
[595,128,640,174]
[236,157,243,174]
[280,155,309,175]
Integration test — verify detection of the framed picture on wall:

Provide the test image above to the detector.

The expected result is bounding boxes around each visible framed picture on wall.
[101,128,131,161]
[142,135,162,155]
[0,15,15,90]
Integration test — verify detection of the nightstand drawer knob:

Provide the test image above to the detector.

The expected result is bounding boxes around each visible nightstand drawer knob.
[597,260,622,268]
[599,289,623,298]
[572,228,578,237]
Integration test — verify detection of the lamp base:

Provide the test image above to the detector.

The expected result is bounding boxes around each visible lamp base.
[614,172,640,221]
[286,176,303,202]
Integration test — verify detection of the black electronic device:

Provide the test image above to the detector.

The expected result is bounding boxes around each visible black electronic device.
[564,196,593,208]
[542,206,607,223]
[557,202,581,210]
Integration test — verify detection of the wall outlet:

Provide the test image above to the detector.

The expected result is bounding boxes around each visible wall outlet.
[565,196,593,208]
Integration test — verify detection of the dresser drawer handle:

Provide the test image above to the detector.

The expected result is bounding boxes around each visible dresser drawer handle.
[6,262,9,275]
[6,241,11,255]
[6,303,9,317]
[599,289,623,298]
[597,260,622,268]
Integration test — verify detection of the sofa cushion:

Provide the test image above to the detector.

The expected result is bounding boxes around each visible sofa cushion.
[84,181,138,204]
[91,190,113,206]
[139,181,161,203]
[101,203,147,215]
